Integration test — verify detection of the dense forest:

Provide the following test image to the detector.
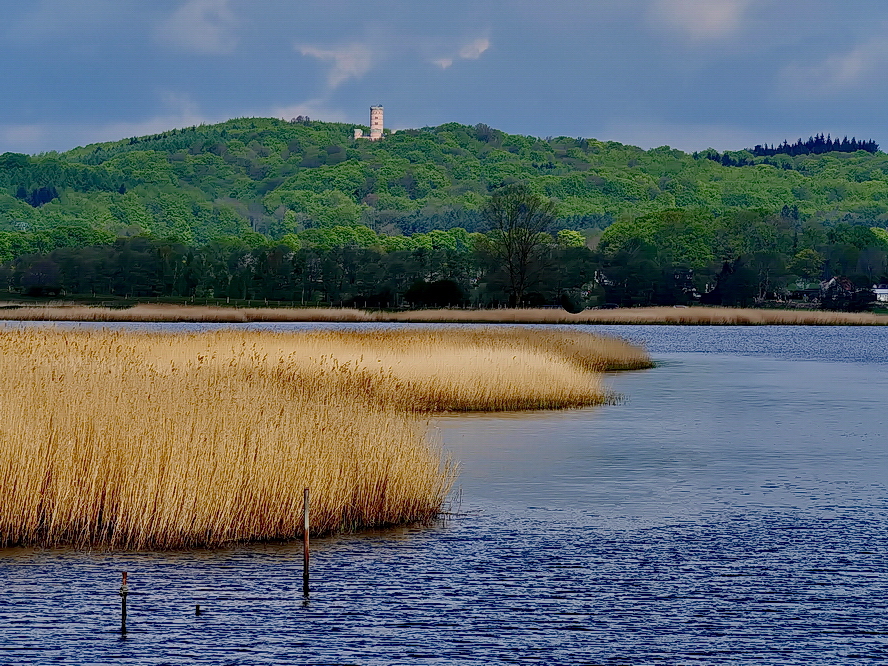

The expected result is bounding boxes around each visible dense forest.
[3,207,886,310]
[750,135,878,158]
[702,134,879,168]
[1,117,887,309]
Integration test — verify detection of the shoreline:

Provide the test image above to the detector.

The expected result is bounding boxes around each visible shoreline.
[0,303,886,326]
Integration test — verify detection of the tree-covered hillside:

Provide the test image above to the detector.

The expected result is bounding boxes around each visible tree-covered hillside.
[3,117,888,257]
[2,117,888,311]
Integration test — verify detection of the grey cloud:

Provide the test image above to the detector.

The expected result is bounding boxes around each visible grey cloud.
[155,0,239,54]
[648,0,756,39]
[780,30,888,96]
[434,37,491,69]
[298,43,375,89]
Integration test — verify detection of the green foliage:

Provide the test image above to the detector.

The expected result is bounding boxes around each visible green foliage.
[556,229,586,248]
[264,189,365,227]
[4,117,888,246]
[788,249,825,278]
[599,209,716,269]
[300,225,378,250]
[827,224,888,250]
[0,224,115,263]
[871,227,888,247]
[104,151,176,186]
[480,184,558,305]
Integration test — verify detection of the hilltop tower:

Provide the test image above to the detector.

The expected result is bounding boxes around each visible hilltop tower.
[354,106,385,141]
[369,105,383,140]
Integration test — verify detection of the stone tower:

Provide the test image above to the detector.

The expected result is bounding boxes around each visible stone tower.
[369,105,383,140]
[353,106,385,141]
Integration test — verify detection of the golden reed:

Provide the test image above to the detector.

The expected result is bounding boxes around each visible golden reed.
[385,306,888,326]
[0,303,885,325]
[0,304,375,323]
[0,327,649,549]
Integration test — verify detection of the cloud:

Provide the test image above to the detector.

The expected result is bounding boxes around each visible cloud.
[434,37,491,69]
[649,0,754,39]
[0,125,47,152]
[298,43,374,89]
[155,0,238,54]
[780,34,888,96]
[459,38,490,60]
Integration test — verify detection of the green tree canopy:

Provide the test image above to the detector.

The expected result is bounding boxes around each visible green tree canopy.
[479,184,558,306]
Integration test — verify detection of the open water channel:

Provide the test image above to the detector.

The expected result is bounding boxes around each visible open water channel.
[1,324,886,665]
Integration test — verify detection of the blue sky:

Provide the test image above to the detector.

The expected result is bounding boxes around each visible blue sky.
[2,0,887,154]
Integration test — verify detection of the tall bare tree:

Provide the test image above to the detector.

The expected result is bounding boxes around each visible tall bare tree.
[481,184,557,306]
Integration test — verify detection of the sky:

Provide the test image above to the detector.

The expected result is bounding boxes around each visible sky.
[2,0,887,155]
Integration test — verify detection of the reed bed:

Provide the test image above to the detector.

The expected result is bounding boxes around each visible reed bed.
[385,306,888,326]
[0,303,376,322]
[0,327,648,549]
[1,303,885,325]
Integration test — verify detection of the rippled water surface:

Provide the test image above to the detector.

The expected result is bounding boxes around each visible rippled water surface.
[2,324,886,664]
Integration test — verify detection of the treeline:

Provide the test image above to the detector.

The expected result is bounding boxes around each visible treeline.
[0,225,482,264]
[750,135,878,157]
[0,232,594,308]
[700,134,880,169]
[3,210,887,311]
[597,208,888,309]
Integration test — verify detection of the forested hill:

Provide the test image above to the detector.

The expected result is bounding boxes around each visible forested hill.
[2,117,888,249]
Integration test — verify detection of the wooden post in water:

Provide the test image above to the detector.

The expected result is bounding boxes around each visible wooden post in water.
[303,487,310,597]
[119,571,129,635]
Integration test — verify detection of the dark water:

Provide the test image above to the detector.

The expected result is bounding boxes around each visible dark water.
[1,325,887,665]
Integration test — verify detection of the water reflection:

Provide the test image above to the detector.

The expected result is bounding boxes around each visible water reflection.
[439,352,887,522]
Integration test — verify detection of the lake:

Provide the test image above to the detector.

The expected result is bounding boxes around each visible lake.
[1,324,886,664]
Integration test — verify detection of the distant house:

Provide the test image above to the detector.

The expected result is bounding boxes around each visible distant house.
[817,277,880,310]
[820,276,855,298]
[874,284,888,303]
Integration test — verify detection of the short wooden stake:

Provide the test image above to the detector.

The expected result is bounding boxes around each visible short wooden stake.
[119,571,129,635]
[195,604,201,616]
[303,487,310,597]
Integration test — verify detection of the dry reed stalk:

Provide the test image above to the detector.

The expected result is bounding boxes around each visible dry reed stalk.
[0,327,646,549]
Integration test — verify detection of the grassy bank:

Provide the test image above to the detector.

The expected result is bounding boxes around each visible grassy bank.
[0,327,649,549]
[1,303,886,325]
